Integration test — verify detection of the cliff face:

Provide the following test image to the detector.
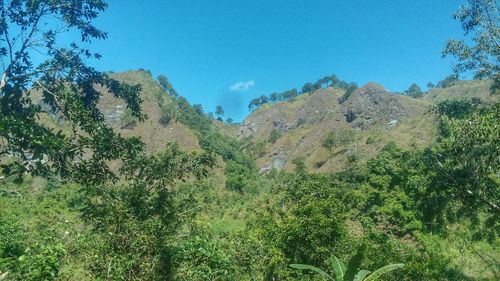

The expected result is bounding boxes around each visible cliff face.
[341,82,432,131]
[238,80,495,173]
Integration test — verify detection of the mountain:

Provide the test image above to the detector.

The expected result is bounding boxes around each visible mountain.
[40,70,495,175]
[238,80,496,173]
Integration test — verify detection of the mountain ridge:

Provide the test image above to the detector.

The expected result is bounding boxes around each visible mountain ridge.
[238,79,496,173]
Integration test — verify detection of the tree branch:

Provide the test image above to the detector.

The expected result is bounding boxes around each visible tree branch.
[4,6,47,77]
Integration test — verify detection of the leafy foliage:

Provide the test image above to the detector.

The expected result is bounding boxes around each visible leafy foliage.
[173,226,238,280]
[443,0,499,80]
[0,1,498,280]
[81,142,215,280]
[0,0,145,183]
[436,74,460,88]
[290,251,404,281]
[431,98,484,119]
[269,129,282,144]
[404,83,423,98]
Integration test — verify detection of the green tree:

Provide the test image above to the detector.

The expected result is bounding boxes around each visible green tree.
[215,105,225,119]
[405,83,423,98]
[157,74,178,97]
[323,132,337,157]
[248,98,261,111]
[436,74,459,88]
[442,0,499,81]
[0,0,144,184]
[259,95,269,105]
[301,82,315,94]
[292,157,306,174]
[83,142,215,279]
[269,129,282,144]
[323,130,357,161]
[193,104,204,114]
[159,101,178,125]
[426,104,500,215]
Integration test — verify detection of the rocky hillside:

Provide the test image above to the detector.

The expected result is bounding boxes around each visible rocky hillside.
[95,71,202,152]
[34,70,496,174]
[238,80,496,173]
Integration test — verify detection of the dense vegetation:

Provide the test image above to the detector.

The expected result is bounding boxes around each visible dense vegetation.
[1,99,498,280]
[0,0,499,280]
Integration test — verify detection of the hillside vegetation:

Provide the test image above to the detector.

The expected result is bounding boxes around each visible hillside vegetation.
[1,0,499,280]
[1,70,499,280]
[238,79,497,174]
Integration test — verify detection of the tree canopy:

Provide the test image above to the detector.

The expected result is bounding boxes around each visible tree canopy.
[443,0,499,92]
[0,0,145,183]
[405,83,423,98]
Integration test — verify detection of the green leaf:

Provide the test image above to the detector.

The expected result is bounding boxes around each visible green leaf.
[329,255,346,281]
[344,245,366,281]
[353,270,371,281]
[290,264,334,280]
[363,264,404,281]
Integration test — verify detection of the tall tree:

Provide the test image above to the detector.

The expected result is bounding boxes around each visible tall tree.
[259,95,269,105]
[301,82,315,94]
[248,98,260,111]
[0,0,144,183]
[443,0,499,91]
[215,105,224,119]
[338,82,358,103]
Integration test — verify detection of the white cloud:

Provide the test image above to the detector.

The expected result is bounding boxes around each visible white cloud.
[229,80,255,92]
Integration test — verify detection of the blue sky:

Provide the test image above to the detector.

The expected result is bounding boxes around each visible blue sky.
[86,0,465,121]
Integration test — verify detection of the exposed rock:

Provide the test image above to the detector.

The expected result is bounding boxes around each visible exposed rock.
[387,119,398,128]
[342,83,405,130]
[238,122,257,138]
[272,156,286,169]
[345,109,357,123]
[238,88,339,139]
[272,119,288,133]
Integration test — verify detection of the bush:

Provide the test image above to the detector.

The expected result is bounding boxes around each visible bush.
[174,226,238,280]
[5,241,66,281]
[268,129,282,144]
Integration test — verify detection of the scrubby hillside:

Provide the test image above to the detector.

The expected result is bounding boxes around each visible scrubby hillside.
[423,80,496,102]
[238,83,434,173]
[96,70,201,152]
[238,80,496,174]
